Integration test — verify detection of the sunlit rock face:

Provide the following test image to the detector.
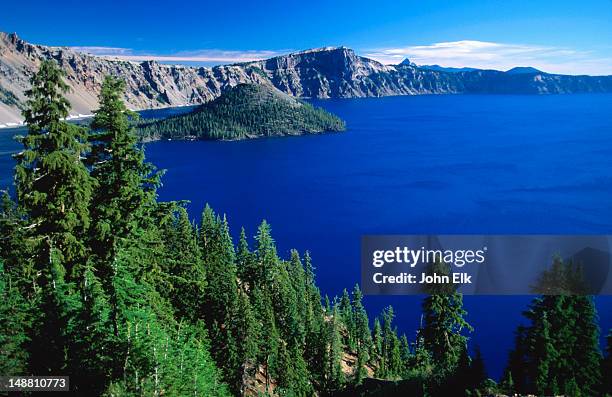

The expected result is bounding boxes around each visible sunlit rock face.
[1,32,611,124]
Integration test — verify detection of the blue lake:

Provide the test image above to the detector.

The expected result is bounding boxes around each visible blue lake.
[1,94,611,379]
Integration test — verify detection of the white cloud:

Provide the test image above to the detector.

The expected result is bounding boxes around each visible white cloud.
[70,41,612,75]
[70,46,285,64]
[363,40,612,75]
[70,46,133,56]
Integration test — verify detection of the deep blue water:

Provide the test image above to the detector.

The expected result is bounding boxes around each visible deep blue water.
[1,94,611,379]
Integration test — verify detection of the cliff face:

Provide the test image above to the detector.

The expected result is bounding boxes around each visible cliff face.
[0,32,268,124]
[1,32,612,125]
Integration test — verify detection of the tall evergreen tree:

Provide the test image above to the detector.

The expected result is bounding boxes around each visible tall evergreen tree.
[371,318,383,376]
[253,219,277,286]
[603,329,612,396]
[162,207,206,320]
[419,260,472,378]
[468,346,487,391]
[288,250,309,345]
[381,306,403,378]
[234,291,259,394]
[236,226,252,283]
[16,59,94,271]
[14,59,95,379]
[507,259,603,396]
[351,284,371,382]
[302,252,327,387]
[88,75,160,264]
[325,305,345,392]
[251,286,279,394]
[570,296,602,395]
[199,207,242,391]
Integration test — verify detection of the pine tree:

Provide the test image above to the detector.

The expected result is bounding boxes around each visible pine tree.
[253,219,277,286]
[570,296,602,396]
[0,260,29,375]
[505,326,528,393]
[533,312,558,396]
[234,291,259,393]
[252,286,279,394]
[106,319,231,397]
[302,253,327,387]
[69,267,114,394]
[338,288,354,346]
[28,246,81,376]
[381,306,402,378]
[499,370,515,396]
[469,346,487,391]
[15,59,94,273]
[509,259,603,396]
[325,305,345,392]
[603,329,612,396]
[288,249,309,345]
[236,226,252,284]
[399,334,411,377]
[162,207,206,320]
[199,207,242,391]
[371,318,383,376]
[419,260,472,378]
[276,342,314,396]
[0,191,28,276]
[270,254,301,348]
[88,75,160,264]
[406,336,433,383]
[15,59,94,379]
[352,284,371,382]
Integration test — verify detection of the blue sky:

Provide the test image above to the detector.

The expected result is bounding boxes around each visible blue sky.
[2,0,612,74]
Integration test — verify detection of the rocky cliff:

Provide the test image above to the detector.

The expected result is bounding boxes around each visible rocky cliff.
[1,32,611,125]
[0,32,269,124]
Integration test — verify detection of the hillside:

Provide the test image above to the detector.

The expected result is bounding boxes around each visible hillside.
[137,84,345,141]
[1,32,612,125]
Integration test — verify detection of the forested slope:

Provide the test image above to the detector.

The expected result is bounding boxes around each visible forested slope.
[137,84,346,141]
[0,60,610,397]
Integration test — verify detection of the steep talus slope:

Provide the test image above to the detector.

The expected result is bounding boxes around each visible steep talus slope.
[242,47,465,97]
[2,32,612,124]
[0,32,268,123]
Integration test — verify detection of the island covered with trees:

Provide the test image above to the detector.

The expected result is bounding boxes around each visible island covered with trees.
[136,83,346,141]
[0,60,610,396]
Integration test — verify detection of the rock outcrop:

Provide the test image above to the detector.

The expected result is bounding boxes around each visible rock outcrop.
[1,32,612,125]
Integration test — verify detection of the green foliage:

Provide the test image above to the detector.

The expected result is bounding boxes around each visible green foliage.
[2,65,229,396]
[420,293,471,376]
[3,65,608,397]
[325,305,346,392]
[0,260,29,375]
[137,84,345,141]
[161,206,206,320]
[15,59,94,270]
[603,329,612,396]
[88,75,160,264]
[531,255,589,295]
[104,320,231,397]
[419,259,472,380]
[506,265,603,397]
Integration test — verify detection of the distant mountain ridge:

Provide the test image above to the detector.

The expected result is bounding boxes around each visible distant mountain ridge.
[1,32,612,125]
[418,65,482,73]
[505,66,545,75]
